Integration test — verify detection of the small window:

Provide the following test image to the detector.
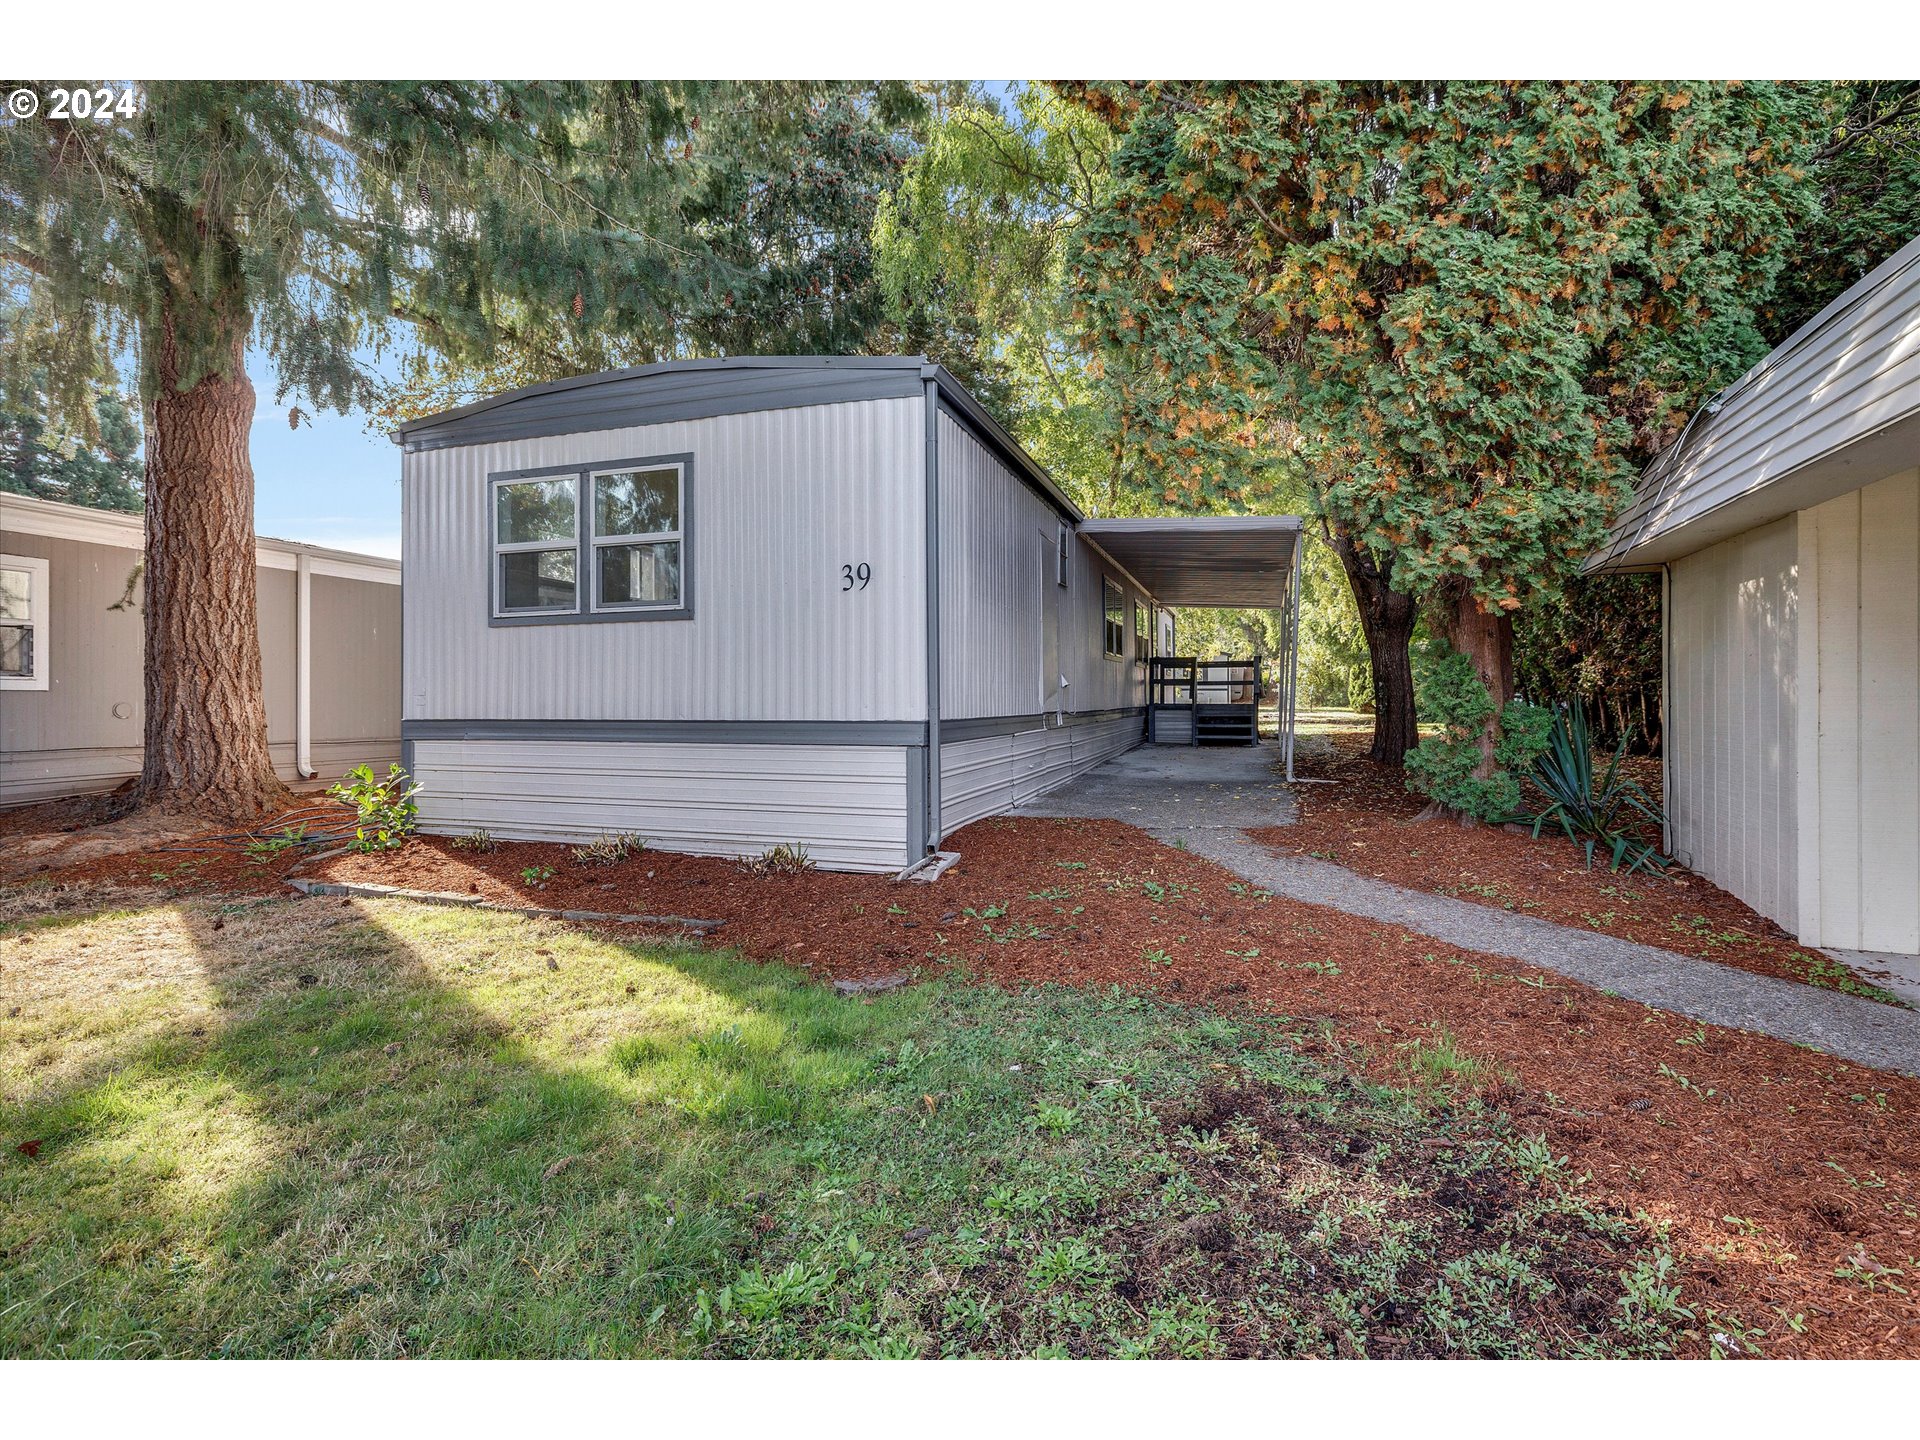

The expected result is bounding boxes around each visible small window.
[1056,522,1071,587]
[1103,577,1124,660]
[1134,599,1150,663]
[593,464,684,610]
[0,555,49,691]
[494,477,580,615]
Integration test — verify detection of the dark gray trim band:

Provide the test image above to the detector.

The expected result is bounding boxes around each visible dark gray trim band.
[941,707,1147,744]
[402,719,928,746]
[905,744,929,863]
[396,363,924,454]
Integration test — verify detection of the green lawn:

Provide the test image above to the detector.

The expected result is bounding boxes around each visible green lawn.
[1,886,1704,1358]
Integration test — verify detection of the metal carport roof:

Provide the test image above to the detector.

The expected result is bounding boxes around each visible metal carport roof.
[1077,515,1304,609]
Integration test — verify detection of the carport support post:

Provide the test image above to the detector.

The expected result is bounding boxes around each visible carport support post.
[1283,533,1301,781]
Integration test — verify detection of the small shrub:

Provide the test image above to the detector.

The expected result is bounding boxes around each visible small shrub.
[741,843,814,877]
[243,822,310,866]
[520,864,554,889]
[450,830,497,853]
[1521,703,1669,874]
[327,763,420,853]
[1403,651,1552,822]
[572,832,645,866]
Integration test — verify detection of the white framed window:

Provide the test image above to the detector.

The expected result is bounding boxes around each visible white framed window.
[1102,576,1125,660]
[591,463,684,611]
[0,555,49,691]
[1056,521,1071,587]
[492,475,581,616]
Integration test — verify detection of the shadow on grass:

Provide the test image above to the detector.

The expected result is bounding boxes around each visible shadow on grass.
[0,892,919,1357]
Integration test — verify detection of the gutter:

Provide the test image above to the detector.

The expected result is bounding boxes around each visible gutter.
[922,372,943,854]
[295,553,316,780]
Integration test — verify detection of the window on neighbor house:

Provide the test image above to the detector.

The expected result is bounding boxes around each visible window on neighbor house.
[1103,577,1125,659]
[592,464,683,610]
[1135,599,1150,663]
[493,477,580,615]
[0,555,48,691]
[1056,522,1071,587]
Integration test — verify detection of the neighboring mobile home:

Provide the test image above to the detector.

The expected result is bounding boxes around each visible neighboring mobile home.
[1592,231,1920,959]
[0,493,401,806]
[393,357,1302,872]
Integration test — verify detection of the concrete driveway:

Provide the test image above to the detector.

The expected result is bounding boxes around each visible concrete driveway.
[1015,741,1297,833]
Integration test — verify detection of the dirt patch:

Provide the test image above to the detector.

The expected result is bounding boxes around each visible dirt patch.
[1122,1078,1651,1358]
[1263,724,1895,1003]
[12,810,1920,1356]
[0,791,353,886]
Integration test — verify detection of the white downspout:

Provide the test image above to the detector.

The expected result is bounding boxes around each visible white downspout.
[295,552,316,781]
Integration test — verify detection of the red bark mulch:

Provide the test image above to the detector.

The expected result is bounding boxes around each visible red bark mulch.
[1259,724,1899,1004]
[11,806,1920,1357]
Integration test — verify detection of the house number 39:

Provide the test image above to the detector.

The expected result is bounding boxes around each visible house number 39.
[841,562,872,591]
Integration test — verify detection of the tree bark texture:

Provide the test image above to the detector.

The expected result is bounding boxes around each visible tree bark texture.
[1444,580,1516,782]
[135,303,284,819]
[1326,525,1420,769]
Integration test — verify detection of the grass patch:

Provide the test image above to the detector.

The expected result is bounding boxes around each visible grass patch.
[2,890,1708,1357]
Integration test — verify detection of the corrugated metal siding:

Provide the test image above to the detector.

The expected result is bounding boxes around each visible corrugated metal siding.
[939,713,1144,838]
[411,738,909,872]
[1801,467,1920,952]
[404,397,925,723]
[937,415,1150,720]
[1668,516,1799,932]
[1599,234,1920,565]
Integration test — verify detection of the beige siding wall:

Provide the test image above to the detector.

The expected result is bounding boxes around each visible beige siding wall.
[0,525,399,806]
[410,738,910,872]
[1798,467,1920,953]
[1667,517,1799,932]
[403,397,926,723]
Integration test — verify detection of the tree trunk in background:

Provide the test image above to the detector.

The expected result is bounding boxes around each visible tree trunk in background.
[1327,525,1420,769]
[1445,582,1515,781]
[133,303,284,819]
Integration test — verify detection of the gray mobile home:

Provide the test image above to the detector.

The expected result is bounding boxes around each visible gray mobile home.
[394,357,1301,872]
[0,492,401,806]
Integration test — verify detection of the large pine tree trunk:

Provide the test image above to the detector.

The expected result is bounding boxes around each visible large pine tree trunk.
[1326,524,1419,769]
[133,304,284,819]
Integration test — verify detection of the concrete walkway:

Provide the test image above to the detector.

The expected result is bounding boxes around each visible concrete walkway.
[1016,741,1920,1077]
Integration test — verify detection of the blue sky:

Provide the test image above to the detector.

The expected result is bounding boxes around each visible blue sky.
[246,348,404,558]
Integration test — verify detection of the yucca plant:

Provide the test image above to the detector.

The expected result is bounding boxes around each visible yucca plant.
[1521,704,1670,874]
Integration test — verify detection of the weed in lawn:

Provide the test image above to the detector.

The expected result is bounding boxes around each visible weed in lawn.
[1797,952,1905,1006]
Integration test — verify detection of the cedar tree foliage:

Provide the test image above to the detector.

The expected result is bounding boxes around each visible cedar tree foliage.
[1065,82,1825,752]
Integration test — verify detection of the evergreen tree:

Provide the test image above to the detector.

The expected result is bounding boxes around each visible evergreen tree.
[374,82,960,421]
[0,350,144,512]
[1067,82,1823,782]
[1765,82,1920,343]
[0,81,873,818]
